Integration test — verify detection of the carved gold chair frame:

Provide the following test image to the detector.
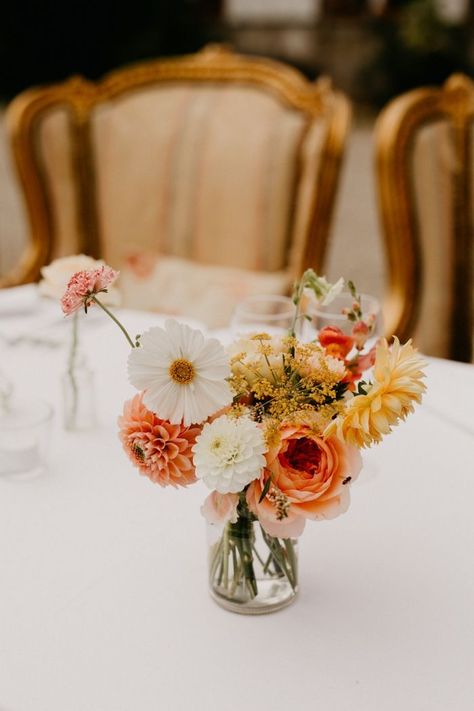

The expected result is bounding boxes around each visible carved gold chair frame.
[2,45,351,289]
[375,74,474,362]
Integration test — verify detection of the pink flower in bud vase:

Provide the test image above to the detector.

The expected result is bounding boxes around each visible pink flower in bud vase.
[61,265,119,315]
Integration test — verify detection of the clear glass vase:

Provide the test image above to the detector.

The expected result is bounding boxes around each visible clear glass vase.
[61,311,96,432]
[208,513,298,614]
[61,352,96,431]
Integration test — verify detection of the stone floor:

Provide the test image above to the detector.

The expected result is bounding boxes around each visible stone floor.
[325,121,385,300]
[0,112,385,301]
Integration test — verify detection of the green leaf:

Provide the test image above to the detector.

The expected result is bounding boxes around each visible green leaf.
[259,474,273,503]
[357,381,369,396]
[347,280,357,298]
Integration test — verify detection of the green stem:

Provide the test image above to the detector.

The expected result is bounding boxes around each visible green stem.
[209,539,223,583]
[228,518,258,598]
[261,527,297,591]
[284,539,298,582]
[289,280,304,339]
[229,555,242,596]
[91,296,136,349]
[67,311,79,427]
[223,527,229,589]
[262,552,274,575]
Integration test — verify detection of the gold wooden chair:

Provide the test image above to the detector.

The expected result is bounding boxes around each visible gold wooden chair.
[2,45,350,307]
[375,74,474,362]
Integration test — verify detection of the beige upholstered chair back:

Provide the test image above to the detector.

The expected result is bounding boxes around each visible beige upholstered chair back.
[375,74,474,362]
[2,46,350,289]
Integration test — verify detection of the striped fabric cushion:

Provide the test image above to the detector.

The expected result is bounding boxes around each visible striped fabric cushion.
[119,252,292,328]
[410,120,455,356]
[91,82,310,272]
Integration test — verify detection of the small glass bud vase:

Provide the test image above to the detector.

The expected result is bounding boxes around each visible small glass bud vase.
[61,352,96,431]
[208,513,298,615]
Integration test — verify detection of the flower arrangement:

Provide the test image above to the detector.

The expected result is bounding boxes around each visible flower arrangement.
[60,266,426,613]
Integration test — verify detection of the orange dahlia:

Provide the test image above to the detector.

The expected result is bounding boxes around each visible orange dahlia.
[118,393,201,487]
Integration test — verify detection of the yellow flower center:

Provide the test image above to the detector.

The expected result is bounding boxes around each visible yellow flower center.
[169,358,195,385]
[210,437,223,451]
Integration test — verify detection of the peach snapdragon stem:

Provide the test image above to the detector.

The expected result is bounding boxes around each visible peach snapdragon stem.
[91,296,136,349]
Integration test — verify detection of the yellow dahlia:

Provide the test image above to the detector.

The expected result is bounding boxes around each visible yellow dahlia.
[324,337,426,448]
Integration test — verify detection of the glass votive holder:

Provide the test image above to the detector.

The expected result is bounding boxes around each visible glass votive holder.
[308,292,383,347]
[230,295,297,337]
[0,398,53,478]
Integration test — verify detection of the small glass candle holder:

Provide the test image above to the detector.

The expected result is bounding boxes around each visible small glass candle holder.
[231,295,297,337]
[308,292,383,347]
[0,398,53,478]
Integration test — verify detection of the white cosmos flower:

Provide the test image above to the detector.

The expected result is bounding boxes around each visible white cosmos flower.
[193,415,267,494]
[127,320,232,426]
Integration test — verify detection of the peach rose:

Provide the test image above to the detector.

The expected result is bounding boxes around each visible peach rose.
[247,425,362,538]
[201,491,239,526]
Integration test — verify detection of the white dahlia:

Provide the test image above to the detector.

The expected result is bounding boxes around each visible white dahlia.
[193,415,267,494]
[128,320,232,426]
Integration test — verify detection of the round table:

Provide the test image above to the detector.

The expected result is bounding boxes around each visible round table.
[1,294,473,710]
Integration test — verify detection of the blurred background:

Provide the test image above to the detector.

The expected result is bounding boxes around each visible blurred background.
[1,0,473,342]
[2,1,472,104]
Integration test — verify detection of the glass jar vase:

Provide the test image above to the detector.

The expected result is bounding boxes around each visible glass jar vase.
[207,512,298,614]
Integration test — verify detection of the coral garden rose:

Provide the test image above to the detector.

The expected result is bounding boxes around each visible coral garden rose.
[118,392,201,487]
[247,425,362,538]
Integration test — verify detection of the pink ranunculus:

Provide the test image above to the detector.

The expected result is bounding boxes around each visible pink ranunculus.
[201,491,239,525]
[60,265,119,315]
[118,393,201,488]
[247,424,362,538]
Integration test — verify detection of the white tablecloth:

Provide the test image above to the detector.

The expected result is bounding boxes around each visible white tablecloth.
[0,295,473,711]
